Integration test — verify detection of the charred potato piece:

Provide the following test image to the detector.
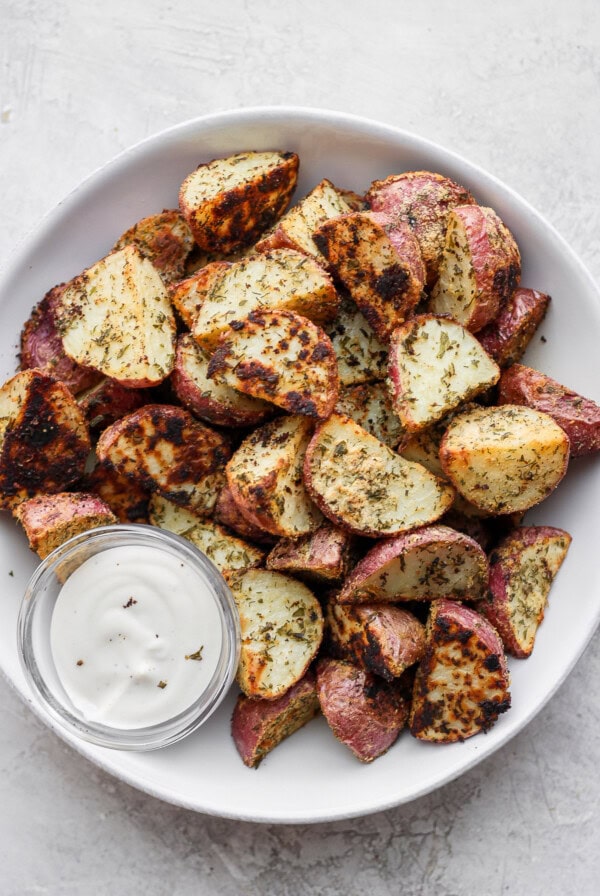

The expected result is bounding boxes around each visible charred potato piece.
[428,205,521,332]
[338,525,488,604]
[409,599,511,743]
[477,288,550,367]
[256,178,353,259]
[113,209,194,284]
[55,245,176,388]
[366,171,476,287]
[481,525,571,658]
[325,600,426,680]
[326,294,388,387]
[96,404,230,515]
[213,483,276,545]
[168,261,231,329]
[497,363,600,457]
[77,378,146,431]
[439,404,570,514]
[388,315,500,432]
[0,369,90,510]
[14,491,117,559]
[266,523,354,584]
[179,150,299,254]
[303,413,454,537]
[85,464,150,524]
[230,568,323,700]
[231,671,320,768]
[208,309,339,419]
[226,415,323,538]
[316,657,409,762]
[335,381,405,448]
[192,248,338,350]
[20,285,103,394]
[171,333,273,428]
[314,211,425,343]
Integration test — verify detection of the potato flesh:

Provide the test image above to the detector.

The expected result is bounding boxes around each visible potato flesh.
[429,214,477,323]
[183,152,291,204]
[326,295,388,386]
[14,491,117,559]
[336,382,405,448]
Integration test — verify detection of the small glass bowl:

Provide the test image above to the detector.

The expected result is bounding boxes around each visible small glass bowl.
[17,524,241,751]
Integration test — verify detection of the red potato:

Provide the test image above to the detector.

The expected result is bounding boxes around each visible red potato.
[179,150,299,255]
[387,315,500,432]
[313,211,425,343]
[0,369,91,510]
[168,261,231,329]
[77,378,146,431]
[366,170,476,288]
[85,464,150,524]
[266,523,355,584]
[316,657,409,762]
[171,333,273,429]
[14,491,117,559]
[207,309,339,419]
[326,293,389,387]
[231,671,320,768]
[213,483,277,545]
[335,381,405,448]
[428,205,521,332]
[20,285,103,394]
[477,287,550,367]
[480,525,572,658]
[325,599,426,680]
[409,599,511,743]
[113,209,195,284]
[497,363,600,457]
[338,525,488,604]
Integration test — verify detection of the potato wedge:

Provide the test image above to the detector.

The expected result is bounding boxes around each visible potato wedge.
[168,261,231,329]
[208,309,339,419]
[256,178,353,259]
[229,568,323,700]
[477,287,550,367]
[179,150,299,254]
[0,369,90,510]
[481,525,572,658]
[388,315,500,432]
[226,415,323,538]
[266,523,354,584]
[314,211,425,342]
[303,413,454,537]
[171,333,272,428]
[326,293,388,386]
[213,483,277,545]
[439,404,570,514]
[497,363,600,457]
[335,381,405,448]
[96,404,230,515]
[366,171,476,287]
[55,245,176,388]
[149,494,264,577]
[192,248,338,350]
[338,525,488,604]
[409,599,511,743]
[20,285,103,394]
[231,671,320,768]
[77,377,146,431]
[85,464,150,524]
[428,205,521,332]
[325,600,425,680]
[316,657,409,762]
[14,491,117,559]
[113,209,194,284]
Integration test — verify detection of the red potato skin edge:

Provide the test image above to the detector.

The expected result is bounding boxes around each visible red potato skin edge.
[213,484,277,545]
[477,288,550,367]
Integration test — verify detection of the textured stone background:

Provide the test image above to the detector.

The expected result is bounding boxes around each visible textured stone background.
[1,1,599,893]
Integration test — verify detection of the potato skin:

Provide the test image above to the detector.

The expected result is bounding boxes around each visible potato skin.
[77,377,146,431]
[497,363,600,457]
[14,491,117,559]
[213,483,277,545]
[266,523,354,584]
[477,288,550,367]
[316,657,409,762]
[231,671,320,768]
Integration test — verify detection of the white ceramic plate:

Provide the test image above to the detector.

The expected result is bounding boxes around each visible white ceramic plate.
[1,107,599,824]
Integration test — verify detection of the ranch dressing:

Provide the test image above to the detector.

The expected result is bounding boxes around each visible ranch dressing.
[50,545,223,729]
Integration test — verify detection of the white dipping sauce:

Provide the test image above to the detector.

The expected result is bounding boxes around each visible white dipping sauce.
[50,545,223,729]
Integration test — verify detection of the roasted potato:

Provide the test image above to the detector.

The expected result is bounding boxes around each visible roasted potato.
[229,568,324,700]
[55,245,176,388]
[14,491,117,559]
[168,261,230,329]
[481,525,572,658]
[335,381,405,448]
[77,377,146,431]
[303,413,454,537]
[439,404,570,514]
[497,363,600,457]
[85,464,150,524]
[477,287,550,367]
[0,369,90,510]
[113,209,195,284]
[266,523,354,584]
[316,657,409,762]
[326,293,388,387]
[338,524,488,604]
[409,599,511,743]
[231,671,320,768]
[428,205,521,332]
[207,309,339,419]
[179,150,299,254]
[213,483,277,545]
